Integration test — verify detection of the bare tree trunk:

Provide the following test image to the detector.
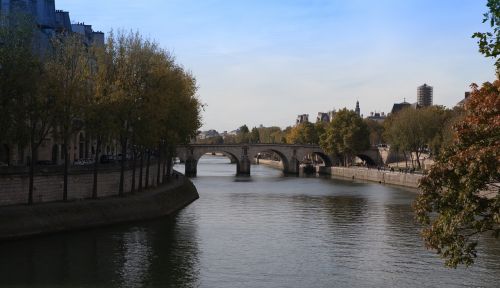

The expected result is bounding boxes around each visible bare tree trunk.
[145,149,151,189]
[156,143,161,186]
[92,138,101,199]
[416,151,421,170]
[131,148,137,193]
[138,148,144,192]
[162,154,167,184]
[63,137,69,201]
[119,136,127,196]
[403,151,408,169]
[28,141,37,205]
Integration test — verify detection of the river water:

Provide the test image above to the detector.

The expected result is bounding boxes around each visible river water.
[0,155,499,287]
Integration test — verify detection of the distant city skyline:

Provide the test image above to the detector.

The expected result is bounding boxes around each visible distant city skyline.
[57,0,495,131]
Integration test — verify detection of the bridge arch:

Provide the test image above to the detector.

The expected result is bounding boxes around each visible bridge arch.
[185,149,242,177]
[176,144,335,177]
[250,148,291,174]
[308,151,333,167]
[355,153,378,167]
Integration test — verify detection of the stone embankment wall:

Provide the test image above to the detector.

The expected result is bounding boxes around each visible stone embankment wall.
[0,163,160,206]
[0,175,199,241]
[318,167,422,189]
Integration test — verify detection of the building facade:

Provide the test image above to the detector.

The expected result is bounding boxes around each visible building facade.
[366,112,387,123]
[296,114,309,125]
[0,0,106,166]
[417,84,433,107]
[0,0,104,51]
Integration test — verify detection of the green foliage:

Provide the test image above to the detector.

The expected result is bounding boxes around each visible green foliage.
[0,13,41,147]
[257,126,284,144]
[236,125,250,143]
[414,80,500,268]
[286,122,320,144]
[320,108,369,165]
[473,0,500,71]
[250,127,260,143]
[364,119,384,146]
[384,106,455,169]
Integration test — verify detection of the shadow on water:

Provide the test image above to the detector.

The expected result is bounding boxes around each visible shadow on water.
[0,214,200,288]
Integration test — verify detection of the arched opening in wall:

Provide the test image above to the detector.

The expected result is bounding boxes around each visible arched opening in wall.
[355,154,377,167]
[0,144,10,166]
[252,150,289,175]
[301,152,332,167]
[51,144,59,164]
[299,152,332,174]
[78,133,85,159]
[196,151,240,177]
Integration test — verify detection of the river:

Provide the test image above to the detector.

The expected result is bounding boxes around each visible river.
[0,155,498,287]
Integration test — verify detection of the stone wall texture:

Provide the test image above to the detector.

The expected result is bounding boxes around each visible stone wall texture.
[0,176,199,240]
[0,163,160,206]
[318,166,422,189]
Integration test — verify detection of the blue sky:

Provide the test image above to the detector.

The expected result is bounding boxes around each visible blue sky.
[58,0,495,131]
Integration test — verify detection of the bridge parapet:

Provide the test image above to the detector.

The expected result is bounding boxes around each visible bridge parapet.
[176,144,332,176]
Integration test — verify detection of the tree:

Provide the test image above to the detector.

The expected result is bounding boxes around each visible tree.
[384,107,449,169]
[102,31,161,195]
[320,108,369,166]
[45,34,92,201]
[414,81,500,268]
[88,44,119,198]
[250,127,260,143]
[237,125,250,143]
[365,119,384,147]
[0,14,53,204]
[286,122,319,144]
[257,126,285,144]
[473,0,500,71]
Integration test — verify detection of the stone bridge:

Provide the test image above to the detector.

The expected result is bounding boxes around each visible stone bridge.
[176,144,393,177]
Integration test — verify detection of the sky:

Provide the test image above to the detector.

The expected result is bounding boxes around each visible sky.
[58,0,496,132]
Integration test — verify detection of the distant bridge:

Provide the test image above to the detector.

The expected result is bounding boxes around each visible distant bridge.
[176,144,393,177]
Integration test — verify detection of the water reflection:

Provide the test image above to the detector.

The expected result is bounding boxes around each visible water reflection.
[0,155,498,287]
[119,229,152,288]
[0,215,200,288]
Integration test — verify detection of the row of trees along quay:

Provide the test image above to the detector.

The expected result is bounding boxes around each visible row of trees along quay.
[0,15,202,204]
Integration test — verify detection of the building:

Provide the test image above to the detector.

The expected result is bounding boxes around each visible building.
[197,130,220,140]
[328,110,336,121]
[0,0,105,166]
[316,112,330,123]
[355,101,360,116]
[456,92,471,108]
[417,84,433,107]
[296,114,309,125]
[366,112,387,123]
[390,100,412,115]
[71,22,104,46]
[0,1,104,52]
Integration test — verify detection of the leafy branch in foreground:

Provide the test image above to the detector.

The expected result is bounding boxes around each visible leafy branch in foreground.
[414,81,500,268]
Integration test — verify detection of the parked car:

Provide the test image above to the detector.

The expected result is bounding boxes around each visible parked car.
[100,155,116,164]
[74,158,95,166]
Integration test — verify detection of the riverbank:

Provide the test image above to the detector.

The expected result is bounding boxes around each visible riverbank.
[0,173,199,241]
[257,159,422,189]
[256,158,284,169]
[318,166,422,189]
